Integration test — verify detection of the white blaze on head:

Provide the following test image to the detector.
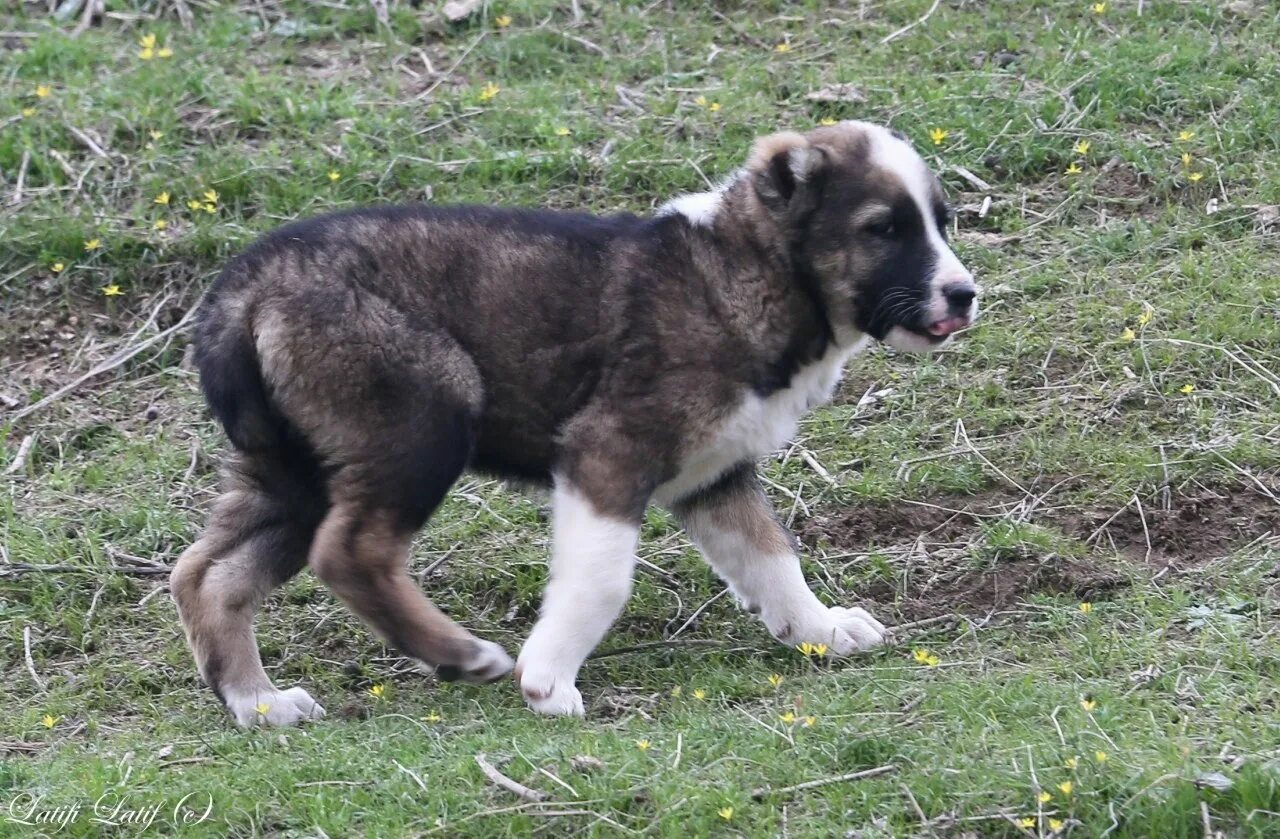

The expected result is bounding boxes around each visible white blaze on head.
[849,122,979,352]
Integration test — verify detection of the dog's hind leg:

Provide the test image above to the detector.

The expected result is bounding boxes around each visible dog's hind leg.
[171,454,329,727]
[307,414,514,685]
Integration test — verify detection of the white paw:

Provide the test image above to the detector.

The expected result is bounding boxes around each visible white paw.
[777,605,887,655]
[226,686,326,728]
[518,667,585,716]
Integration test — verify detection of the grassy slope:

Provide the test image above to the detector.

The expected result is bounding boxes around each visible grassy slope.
[2,1,1280,836]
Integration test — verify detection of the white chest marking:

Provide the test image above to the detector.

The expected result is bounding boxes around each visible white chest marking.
[655,336,870,504]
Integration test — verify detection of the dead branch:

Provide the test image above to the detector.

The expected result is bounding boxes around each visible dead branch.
[475,753,548,802]
[752,764,897,800]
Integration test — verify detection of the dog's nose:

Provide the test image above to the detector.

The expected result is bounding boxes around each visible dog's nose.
[942,282,977,311]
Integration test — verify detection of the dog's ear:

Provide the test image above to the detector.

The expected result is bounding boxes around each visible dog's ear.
[748,132,826,213]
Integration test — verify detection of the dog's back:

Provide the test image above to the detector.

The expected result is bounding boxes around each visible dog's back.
[195,204,669,482]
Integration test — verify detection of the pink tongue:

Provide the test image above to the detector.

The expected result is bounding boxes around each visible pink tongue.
[927,317,968,337]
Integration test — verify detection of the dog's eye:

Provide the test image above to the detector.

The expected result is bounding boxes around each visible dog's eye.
[865,219,898,239]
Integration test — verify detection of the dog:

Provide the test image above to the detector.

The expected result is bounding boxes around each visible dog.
[170,120,978,725]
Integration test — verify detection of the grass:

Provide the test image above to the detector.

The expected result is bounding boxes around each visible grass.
[3,0,1280,835]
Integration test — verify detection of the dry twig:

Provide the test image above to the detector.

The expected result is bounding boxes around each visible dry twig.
[752,764,897,800]
[475,753,548,802]
[24,626,45,691]
[880,0,942,44]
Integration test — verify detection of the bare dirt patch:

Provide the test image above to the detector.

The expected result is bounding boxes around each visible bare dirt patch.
[1060,486,1280,568]
[799,485,1278,619]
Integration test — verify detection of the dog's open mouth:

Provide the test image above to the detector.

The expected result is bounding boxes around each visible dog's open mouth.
[903,315,971,342]
[926,315,970,337]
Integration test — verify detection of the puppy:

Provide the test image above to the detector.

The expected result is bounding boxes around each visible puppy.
[170,121,978,725]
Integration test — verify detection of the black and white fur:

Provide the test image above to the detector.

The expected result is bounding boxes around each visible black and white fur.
[171,120,979,724]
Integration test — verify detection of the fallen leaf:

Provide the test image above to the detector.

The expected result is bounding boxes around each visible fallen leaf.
[805,83,866,104]
[1195,771,1233,791]
[443,0,482,21]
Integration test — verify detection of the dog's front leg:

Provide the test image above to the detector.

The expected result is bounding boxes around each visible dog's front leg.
[516,475,644,716]
[673,465,887,654]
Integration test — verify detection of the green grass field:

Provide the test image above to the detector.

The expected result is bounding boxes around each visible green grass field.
[3,1,1280,835]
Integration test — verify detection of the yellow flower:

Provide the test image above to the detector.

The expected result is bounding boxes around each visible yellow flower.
[819,117,837,126]
[692,688,707,700]
[708,102,721,113]
[1079,602,1092,614]
[1188,171,1204,183]
[35,84,52,99]
[1020,817,1036,829]
[670,685,682,697]
[1179,383,1195,394]
[634,739,651,751]
[767,673,784,688]
[912,648,940,667]
[1080,697,1097,712]
[1181,151,1193,167]
[478,82,501,102]
[254,702,270,715]
[153,219,168,230]
[718,807,734,821]
[1095,750,1108,763]
[149,129,164,141]
[51,262,65,273]
[495,14,512,27]
[813,643,828,657]
[1058,781,1073,796]
[21,107,36,118]
[158,47,173,59]
[154,191,171,205]
[554,127,571,136]
[779,711,796,724]
[1137,307,1154,326]
[139,33,157,50]
[1178,130,1195,142]
[797,642,816,656]
[695,95,708,107]
[1038,791,1053,803]
[1065,757,1079,769]
[368,683,387,699]
[1073,139,1091,155]
[423,711,442,722]
[1050,818,1065,832]
[1065,162,1083,175]
[773,42,792,53]
[328,170,341,182]
[802,715,816,727]
[694,95,720,112]
[187,199,203,211]
[203,189,219,204]
[1091,2,1106,13]
[84,238,102,251]
[203,202,217,214]
[1120,327,1136,342]
[139,46,155,60]
[929,127,949,146]
[41,714,58,728]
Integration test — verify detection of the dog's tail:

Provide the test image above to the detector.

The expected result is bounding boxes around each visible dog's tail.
[192,268,291,456]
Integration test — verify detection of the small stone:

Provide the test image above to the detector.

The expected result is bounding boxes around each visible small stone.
[571,755,605,772]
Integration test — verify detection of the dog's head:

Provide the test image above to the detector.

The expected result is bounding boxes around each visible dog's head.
[747,121,978,351]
